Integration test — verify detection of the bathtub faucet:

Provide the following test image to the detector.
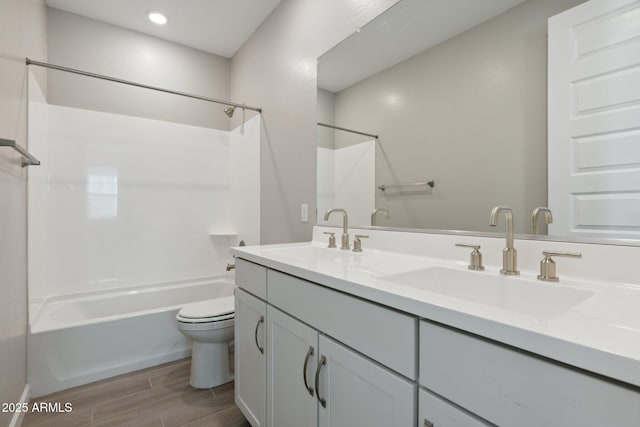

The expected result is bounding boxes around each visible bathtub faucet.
[226,263,235,271]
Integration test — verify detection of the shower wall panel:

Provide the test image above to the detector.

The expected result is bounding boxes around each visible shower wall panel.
[28,103,260,302]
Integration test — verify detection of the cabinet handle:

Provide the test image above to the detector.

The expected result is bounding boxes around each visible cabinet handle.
[254,315,264,354]
[314,355,327,408]
[302,346,315,396]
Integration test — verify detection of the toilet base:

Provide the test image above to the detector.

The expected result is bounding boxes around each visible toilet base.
[189,341,234,389]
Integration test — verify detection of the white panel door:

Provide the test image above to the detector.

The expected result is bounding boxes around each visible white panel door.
[235,289,267,427]
[548,0,640,237]
[317,335,415,427]
[266,306,318,427]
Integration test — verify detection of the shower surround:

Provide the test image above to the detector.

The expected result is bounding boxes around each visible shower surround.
[26,73,260,394]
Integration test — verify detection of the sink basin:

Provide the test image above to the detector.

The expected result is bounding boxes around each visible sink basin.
[380,267,594,318]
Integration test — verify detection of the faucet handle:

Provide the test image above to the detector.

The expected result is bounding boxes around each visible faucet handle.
[537,251,582,282]
[323,232,336,248]
[352,235,369,253]
[455,244,484,271]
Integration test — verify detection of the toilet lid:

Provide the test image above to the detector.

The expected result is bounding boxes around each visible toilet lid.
[178,296,234,320]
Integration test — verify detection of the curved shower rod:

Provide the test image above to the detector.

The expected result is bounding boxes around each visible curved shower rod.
[26,58,262,113]
[317,122,378,140]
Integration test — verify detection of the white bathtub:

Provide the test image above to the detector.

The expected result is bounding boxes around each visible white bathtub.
[28,275,235,397]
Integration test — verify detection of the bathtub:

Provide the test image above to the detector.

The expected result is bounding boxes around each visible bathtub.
[28,275,235,397]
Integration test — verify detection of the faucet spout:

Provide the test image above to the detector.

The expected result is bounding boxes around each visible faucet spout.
[324,208,350,250]
[489,205,519,275]
[531,207,553,234]
[371,208,390,226]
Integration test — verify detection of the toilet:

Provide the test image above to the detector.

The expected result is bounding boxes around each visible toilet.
[176,296,235,389]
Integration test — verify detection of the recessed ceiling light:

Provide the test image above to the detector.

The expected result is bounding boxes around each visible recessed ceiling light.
[148,12,168,25]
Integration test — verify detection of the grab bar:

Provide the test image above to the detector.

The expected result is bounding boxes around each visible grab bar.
[0,138,40,167]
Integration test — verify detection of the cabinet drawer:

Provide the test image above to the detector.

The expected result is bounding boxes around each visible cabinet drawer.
[419,388,489,427]
[235,258,267,300]
[420,320,640,427]
[268,269,416,379]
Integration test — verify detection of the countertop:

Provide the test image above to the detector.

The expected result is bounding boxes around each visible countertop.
[231,235,640,388]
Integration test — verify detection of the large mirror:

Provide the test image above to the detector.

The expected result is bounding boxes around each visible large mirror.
[316,0,638,242]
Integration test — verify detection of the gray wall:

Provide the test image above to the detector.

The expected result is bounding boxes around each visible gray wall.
[331,0,587,233]
[47,8,231,130]
[316,89,335,149]
[230,0,399,244]
[0,0,47,424]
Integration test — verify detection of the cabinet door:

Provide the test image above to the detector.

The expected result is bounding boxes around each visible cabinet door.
[419,388,490,427]
[266,306,318,427]
[235,289,266,427]
[317,335,415,427]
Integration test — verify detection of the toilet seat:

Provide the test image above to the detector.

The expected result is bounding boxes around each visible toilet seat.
[177,296,235,324]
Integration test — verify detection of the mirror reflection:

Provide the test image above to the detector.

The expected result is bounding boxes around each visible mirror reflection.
[316,0,590,236]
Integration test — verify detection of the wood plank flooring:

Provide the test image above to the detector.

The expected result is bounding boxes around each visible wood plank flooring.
[22,358,250,427]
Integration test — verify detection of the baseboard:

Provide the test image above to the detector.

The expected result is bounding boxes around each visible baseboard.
[8,384,30,427]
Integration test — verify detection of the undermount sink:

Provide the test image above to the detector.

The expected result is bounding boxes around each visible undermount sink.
[380,267,594,319]
[261,245,433,276]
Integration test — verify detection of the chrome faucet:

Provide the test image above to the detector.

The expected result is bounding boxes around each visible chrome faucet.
[531,207,553,234]
[324,208,350,250]
[489,205,519,275]
[371,208,390,226]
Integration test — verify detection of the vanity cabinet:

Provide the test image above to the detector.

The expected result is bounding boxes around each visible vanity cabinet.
[267,304,415,427]
[266,305,318,427]
[317,334,415,427]
[235,288,267,427]
[235,260,417,427]
[419,388,490,427]
[420,321,640,427]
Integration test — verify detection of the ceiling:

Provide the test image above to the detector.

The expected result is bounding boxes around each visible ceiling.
[318,0,528,93]
[46,0,283,58]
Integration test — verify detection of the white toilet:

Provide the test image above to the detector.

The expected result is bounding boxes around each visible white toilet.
[176,296,235,389]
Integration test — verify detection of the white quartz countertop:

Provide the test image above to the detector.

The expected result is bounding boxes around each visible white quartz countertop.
[231,234,640,389]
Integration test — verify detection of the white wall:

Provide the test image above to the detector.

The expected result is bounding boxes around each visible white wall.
[330,0,587,233]
[317,88,336,149]
[230,0,400,244]
[47,8,231,130]
[0,0,47,424]
[28,103,260,301]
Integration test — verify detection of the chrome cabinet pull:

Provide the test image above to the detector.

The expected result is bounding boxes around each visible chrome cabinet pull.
[315,355,327,408]
[254,315,264,354]
[303,346,314,396]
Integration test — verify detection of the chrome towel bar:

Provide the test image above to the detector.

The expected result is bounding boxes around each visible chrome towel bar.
[0,138,40,167]
[378,180,434,192]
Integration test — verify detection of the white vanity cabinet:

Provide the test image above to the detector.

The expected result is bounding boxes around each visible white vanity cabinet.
[419,321,640,427]
[266,305,415,427]
[317,334,415,427]
[235,288,267,427]
[419,388,490,427]
[235,259,417,427]
[266,305,318,427]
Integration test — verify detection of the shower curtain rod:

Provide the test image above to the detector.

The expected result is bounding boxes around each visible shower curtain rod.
[26,58,262,113]
[317,122,378,139]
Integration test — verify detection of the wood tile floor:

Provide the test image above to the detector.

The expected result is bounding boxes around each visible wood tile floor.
[23,358,250,427]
